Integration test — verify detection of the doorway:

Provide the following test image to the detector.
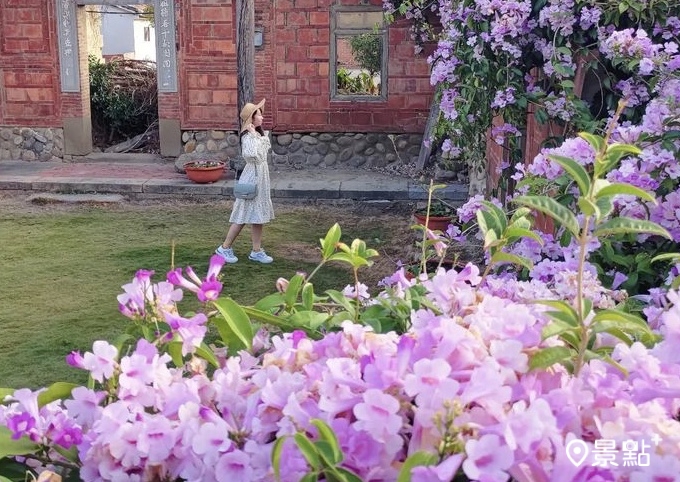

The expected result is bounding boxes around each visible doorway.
[58,0,180,157]
[83,4,160,154]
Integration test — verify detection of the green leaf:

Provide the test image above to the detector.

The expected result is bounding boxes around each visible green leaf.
[530,346,573,370]
[112,332,136,355]
[327,252,362,266]
[253,292,286,311]
[594,218,671,239]
[504,226,544,245]
[212,297,254,352]
[600,327,635,346]
[0,458,32,482]
[536,299,579,318]
[509,207,532,224]
[289,311,330,330]
[301,283,315,310]
[594,182,657,203]
[333,467,364,482]
[651,252,680,264]
[397,451,439,482]
[300,473,318,482]
[481,200,508,233]
[590,310,653,338]
[490,251,533,271]
[36,382,78,407]
[53,444,79,463]
[311,419,342,464]
[195,342,219,368]
[0,427,39,459]
[474,208,488,233]
[542,319,579,340]
[284,274,305,307]
[545,309,580,327]
[167,341,185,367]
[579,132,605,153]
[595,196,614,219]
[514,195,580,236]
[577,197,600,218]
[326,290,358,314]
[321,224,342,259]
[601,143,642,172]
[548,154,591,196]
[294,433,321,470]
[315,440,341,468]
[271,436,286,482]
[242,306,317,337]
[484,229,500,249]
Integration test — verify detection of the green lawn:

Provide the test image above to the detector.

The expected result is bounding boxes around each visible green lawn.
[0,199,408,389]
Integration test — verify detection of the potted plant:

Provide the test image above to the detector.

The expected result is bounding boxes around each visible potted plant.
[413,199,455,232]
[183,160,226,184]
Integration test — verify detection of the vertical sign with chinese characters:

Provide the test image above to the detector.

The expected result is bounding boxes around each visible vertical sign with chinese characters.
[56,0,80,92]
[155,0,178,92]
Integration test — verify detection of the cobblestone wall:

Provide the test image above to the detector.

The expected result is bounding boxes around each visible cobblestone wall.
[179,130,423,169]
[0,127,64,161]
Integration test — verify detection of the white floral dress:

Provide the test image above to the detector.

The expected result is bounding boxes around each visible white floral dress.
[229,131,275,224]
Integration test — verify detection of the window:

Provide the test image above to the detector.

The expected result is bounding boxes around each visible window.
[143,26,151,42]
[330,7,387,101]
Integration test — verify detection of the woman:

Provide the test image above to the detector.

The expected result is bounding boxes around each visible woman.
[215,99,275,264]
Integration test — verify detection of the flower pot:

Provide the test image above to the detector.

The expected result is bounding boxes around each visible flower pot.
[184,161,225,184]
[413,213,452,232]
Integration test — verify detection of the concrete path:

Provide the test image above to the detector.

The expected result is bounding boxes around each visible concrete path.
[0,159,468,204]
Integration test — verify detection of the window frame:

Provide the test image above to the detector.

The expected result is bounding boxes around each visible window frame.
[329,5,388,102]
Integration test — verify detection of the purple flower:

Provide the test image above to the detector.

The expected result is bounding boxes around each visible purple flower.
[463,434,514,482]
[353,389,402,443]
[403,358,452,396]
[215,450,253,482]
[82,340,118,382]
[63,386,105,428]
[164,311,208,355]
[167,255,224,303]
[6,412,35,440]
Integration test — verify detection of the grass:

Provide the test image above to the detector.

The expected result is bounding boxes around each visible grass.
[0,197,411,389]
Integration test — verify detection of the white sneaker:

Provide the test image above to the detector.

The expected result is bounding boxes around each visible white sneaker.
[249,249,273,264]
[215,246,238,263]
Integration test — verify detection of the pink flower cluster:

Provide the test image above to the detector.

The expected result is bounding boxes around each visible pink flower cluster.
[3,264,680,481]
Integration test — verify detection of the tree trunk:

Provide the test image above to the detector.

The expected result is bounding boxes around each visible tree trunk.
[416,97,440,170]
[236,0,255,122]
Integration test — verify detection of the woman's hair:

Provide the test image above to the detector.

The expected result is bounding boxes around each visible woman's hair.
[240,109,265,138]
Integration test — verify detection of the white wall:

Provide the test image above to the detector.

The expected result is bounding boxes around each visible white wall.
[133,18,156,62]
[101,7,134,56]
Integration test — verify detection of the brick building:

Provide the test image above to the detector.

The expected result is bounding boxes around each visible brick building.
[0,0,434,169]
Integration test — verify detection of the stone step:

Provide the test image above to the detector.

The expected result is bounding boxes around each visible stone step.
[27,193,126,204]
[72,153,166,164]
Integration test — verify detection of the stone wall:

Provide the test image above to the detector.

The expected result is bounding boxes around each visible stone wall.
[179,130,423,169]
[0,127,64,161]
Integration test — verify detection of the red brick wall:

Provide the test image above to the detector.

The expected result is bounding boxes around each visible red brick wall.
[1,0,433,136]
[0,0,61,126]
[269,0,432,134]
[176,0,238,129]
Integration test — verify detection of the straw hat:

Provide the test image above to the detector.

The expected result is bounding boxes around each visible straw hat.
[239,98,266,133]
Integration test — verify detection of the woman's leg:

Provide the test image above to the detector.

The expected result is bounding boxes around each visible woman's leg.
[248,224,273,263]
[251,223,263,251]
[222,223,244,248]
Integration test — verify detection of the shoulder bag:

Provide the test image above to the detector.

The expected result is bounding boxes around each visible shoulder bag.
[233,182,257,200]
